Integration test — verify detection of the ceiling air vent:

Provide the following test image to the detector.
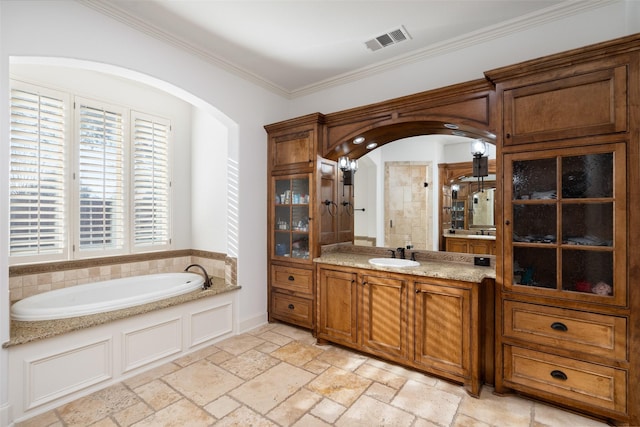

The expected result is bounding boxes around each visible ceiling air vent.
[365,26,411,52]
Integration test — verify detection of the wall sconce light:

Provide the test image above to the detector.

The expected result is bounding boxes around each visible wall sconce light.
[338,155,358,186]
[451,184,460,200]
[471,139,489,191]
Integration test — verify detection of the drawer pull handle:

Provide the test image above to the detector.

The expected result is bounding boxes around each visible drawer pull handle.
[551,322,568,332]
[550,370,568,381]
[288,304,295,310]
[288,275,295,281]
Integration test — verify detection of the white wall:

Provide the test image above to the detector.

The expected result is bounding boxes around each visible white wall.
[191,106,228,252]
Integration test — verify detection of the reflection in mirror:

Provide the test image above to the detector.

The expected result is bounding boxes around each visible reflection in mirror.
[353,135,496,251]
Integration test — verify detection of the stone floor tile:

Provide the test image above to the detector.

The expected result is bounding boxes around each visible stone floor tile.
[271,341,325,366]
[203,395,241,419]
[365,381,398,403]
[292,413,333,427]
[451,413,493,427]
[163,359,243,406]
[133,379,182,410]
[316,346,368,371]
[355,362,407,389]
[131,399,214,426]
[214,334,266,355]
[230,362,315,414]
[392,379,461,426]
[258,329,296,346]
[364,359,438,386]
[413,418,441,427]
[214,405,279,427]
[112,401,154,427]
[246,323,278,336]
[220,349,281,380]
[303,358,331,375]
[89,417,118,426]
[206,349,235,364]
[457,387,532,427]
[336,394,415,427]
[307,366,372,407]
[255,341,282,354]
[533,402,608,427]
[172,344,220,367]
[124,362,181,389]
[267,388,323,426]
[271,324,317,343]
[57,383,139,427]
[310,398,347,424]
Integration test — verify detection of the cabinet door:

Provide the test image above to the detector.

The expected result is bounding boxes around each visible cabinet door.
[269,128,316,172]
[504,143,626,306]
[317,268,357,344]
[272,174,313,262]
[361,274,407,358]
[414,281,471,378]
[446,238,468,253]
[502,65,627,145]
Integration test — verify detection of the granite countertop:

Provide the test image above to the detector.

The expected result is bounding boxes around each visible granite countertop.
[443,233,496,240]
[5,277,240,347]
[314,252,495,283]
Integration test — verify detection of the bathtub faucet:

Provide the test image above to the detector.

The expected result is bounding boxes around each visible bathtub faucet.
[184,264,212,290]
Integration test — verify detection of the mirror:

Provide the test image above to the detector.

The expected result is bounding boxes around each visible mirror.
[353,135,496,251]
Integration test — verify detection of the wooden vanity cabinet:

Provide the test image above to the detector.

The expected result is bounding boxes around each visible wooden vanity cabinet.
[445,236,495,255]
[487,35,640,425]
[316,263,483,396]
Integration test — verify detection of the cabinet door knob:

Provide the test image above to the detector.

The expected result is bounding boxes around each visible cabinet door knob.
[505,220,511,225]
[506,133,511,139]
[550,322,568,332]
[287,303,295,310]
[415,289,420,293]
[550,370,568,381]
[288,275,295,281]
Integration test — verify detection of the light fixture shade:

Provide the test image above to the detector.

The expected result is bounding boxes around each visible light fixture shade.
[349,159,358,172]
[471,139,487,157]
[338,156,349,171]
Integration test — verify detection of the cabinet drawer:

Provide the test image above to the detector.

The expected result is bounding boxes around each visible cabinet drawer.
[504,345,626,413]
[271,292,313,328]
[504,301,627,360]
[271,265,313,294]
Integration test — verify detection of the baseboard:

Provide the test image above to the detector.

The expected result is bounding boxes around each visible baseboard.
[238,312,267,333]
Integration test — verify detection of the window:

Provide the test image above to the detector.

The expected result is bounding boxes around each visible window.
[132,112,170,248]
[9,81,172,263]
[9,86,68,261]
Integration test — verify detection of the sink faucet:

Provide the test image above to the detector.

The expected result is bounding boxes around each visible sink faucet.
[185,264,212,289]
[388,249,396,258]
[396,247,406,259]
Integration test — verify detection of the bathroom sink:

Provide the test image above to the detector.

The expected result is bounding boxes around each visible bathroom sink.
[368,258,419,268]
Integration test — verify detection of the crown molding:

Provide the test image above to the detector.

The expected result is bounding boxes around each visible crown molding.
[76,0,618,100]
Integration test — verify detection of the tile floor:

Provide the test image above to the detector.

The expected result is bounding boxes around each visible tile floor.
[18,323,609,427]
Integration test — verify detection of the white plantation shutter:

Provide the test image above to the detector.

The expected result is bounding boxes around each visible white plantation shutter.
[77,100,126,252]
[9,87,67,258]
[132,112,170,247]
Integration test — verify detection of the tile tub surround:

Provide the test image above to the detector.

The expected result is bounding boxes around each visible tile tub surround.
[8,249,236,303]
[15,323,609,427]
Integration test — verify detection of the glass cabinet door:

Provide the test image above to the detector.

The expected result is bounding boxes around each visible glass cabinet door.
[273,175,311,261]
[504,143,626,305]
[451,200,466,230]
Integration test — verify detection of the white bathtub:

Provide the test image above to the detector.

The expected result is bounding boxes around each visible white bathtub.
[10,272,205,321]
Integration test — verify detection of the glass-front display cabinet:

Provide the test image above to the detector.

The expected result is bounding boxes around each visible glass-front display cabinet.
[272,174,312,261]
[503,143,626,306]
[451,200,466,229]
